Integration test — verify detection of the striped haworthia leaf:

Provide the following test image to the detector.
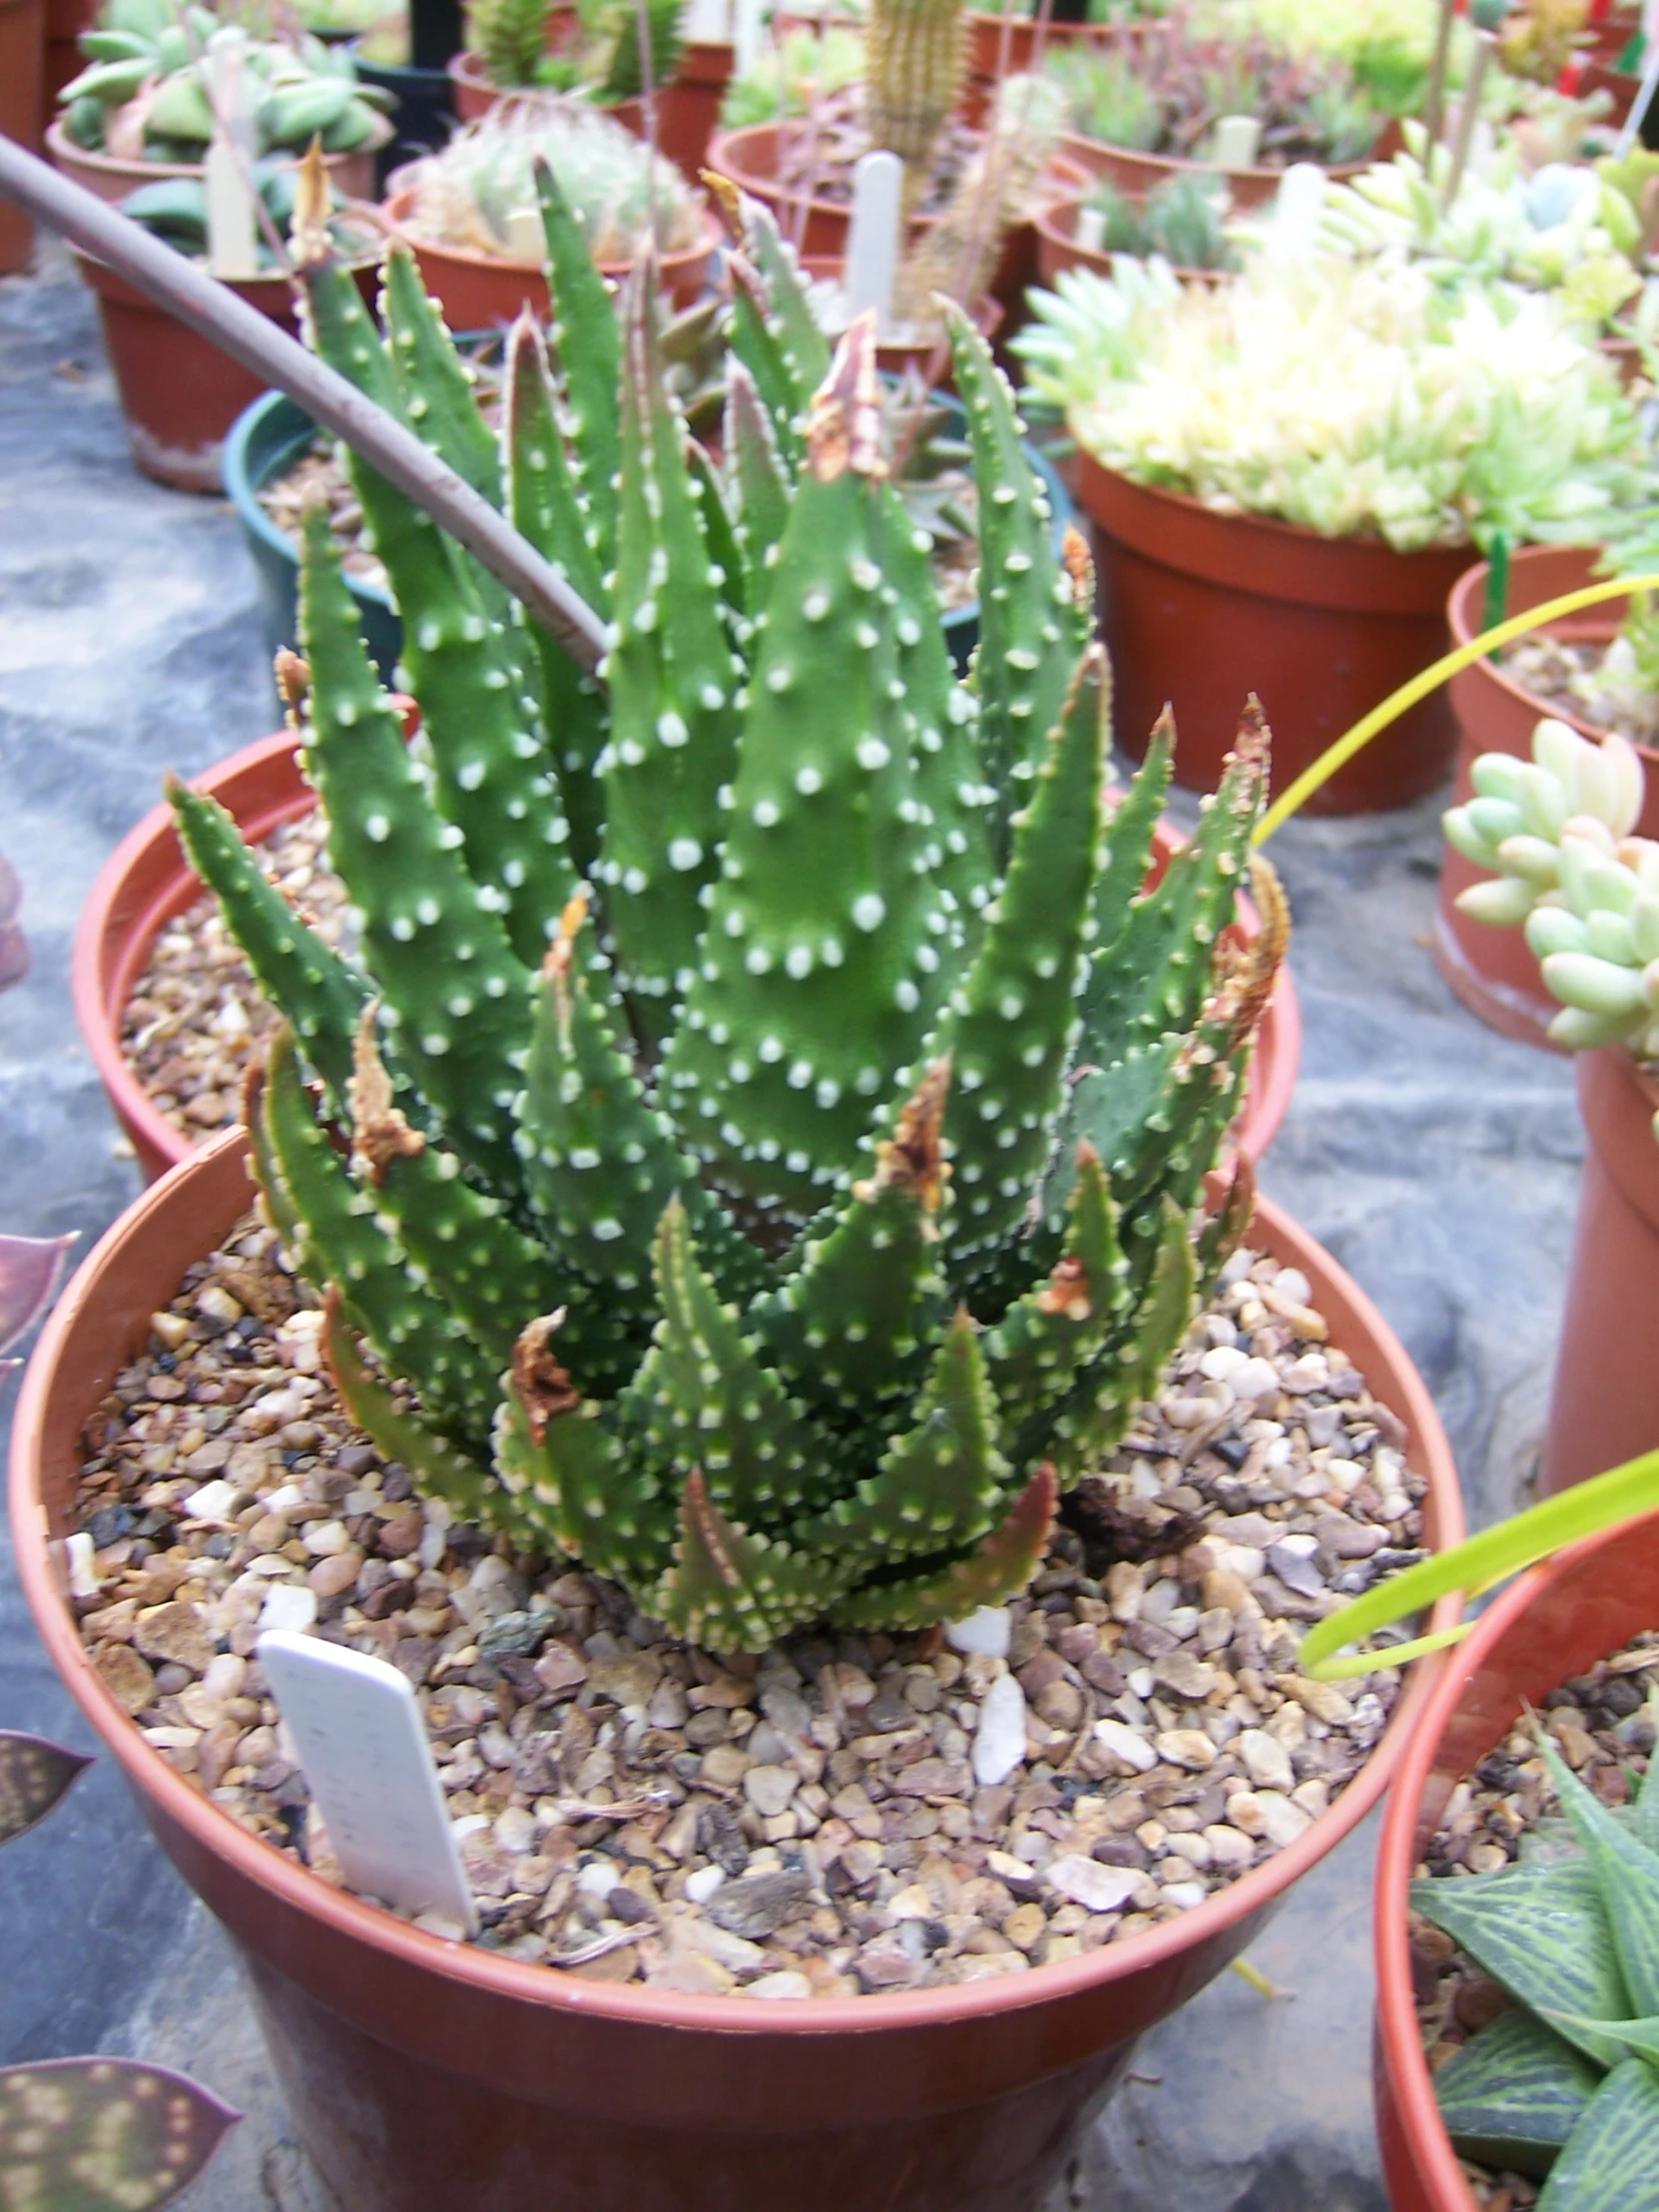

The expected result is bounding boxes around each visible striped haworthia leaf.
[1431,2007,1600,2180]
[1538,2059,1659,2212]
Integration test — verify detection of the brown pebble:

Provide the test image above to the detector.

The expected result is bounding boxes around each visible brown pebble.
[94,1641,157,1716]
[133,1601,215,1674]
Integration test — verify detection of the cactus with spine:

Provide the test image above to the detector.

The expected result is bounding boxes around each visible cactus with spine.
[863,0,968,191]
[171,176,1284,1651]
[1443,718,1659,1061]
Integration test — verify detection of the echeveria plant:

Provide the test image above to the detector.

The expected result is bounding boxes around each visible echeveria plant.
[171,179,1284,1653]
[1014,252,1644,553]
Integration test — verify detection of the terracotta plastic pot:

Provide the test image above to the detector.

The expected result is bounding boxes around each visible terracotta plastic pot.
[1374,1509,1659,2212]
[381,184,720,319]
[224,390,402,686]
[0,0,45,275]
[41,0,92,131]
[45,114,378,207]
[75,720,1301,1183]
[71,243,380,493]
[655,40,735,181]
[960,12,1121,125]
[1074,452,1471,812]
[1433,546,1657,1051]
[14,1126,1455,2212]
[1031,191,1228,288]
[1055,125,1384,213]
[1534,1046,1659,1496]
[444,51,634,127]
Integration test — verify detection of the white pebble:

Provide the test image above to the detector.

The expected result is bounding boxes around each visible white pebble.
[747,1970,813,2000]
[1045,1856,1139,1914]
[184,1479,240,1523]
[1253,1792,1315,1849]
[971,1671,1028,1787]
[200,1653,247,1704]
[259,1583,317,1633]
[1160,1881,1208,1912]
[577,1859,621,1898]
[1199,1345,1249,1382]
[946,1606,1011,1658]
[302,1520,350,1557]
[65,1531,99,1599]
[1203,1824,1256,1869]
[1093,1719,1158,1774]
[1273,1269,1312,1306]
[1230,1359,1280,1402]
[684,1865,727,1905]
[1237,1729,1295,1792]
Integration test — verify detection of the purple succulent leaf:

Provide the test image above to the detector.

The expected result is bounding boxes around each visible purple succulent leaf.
[0,1731,94,1847]
[0,1233,75,1359]
[0,2056,241,2210]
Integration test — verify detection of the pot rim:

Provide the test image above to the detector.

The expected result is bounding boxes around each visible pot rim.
[45,111,388,177]
[1446,544,1659,774]
[380,183,721,277]
[223,389,395,615]
[1373,1510,1659,2212]
[1055,127,1375,194]
[73,724,1300,1182]
[14,1125,1459,2042]
[1030,191,1228,287]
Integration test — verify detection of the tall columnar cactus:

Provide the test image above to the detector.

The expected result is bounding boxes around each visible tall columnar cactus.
[175,186,1284,1649]
[1443,718,1659,1056]
[863,0,967,188]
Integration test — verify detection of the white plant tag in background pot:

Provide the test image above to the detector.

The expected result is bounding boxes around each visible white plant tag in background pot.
[259,1629,478,1935]
[1211,114,1263,172]
[845,150,903,335]
[205,25,259,281]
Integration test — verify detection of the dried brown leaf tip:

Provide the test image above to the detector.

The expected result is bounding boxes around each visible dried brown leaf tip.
[512,1312,582,1443]
[807,312,887,484]
[1211,851,1289,1056]
[1035,1255,1092,1322]
[700,168,744,237]
[542,884,592,1003]
[1061,524,1094,615]
[290,136,333,267]
[854,1056,951,1217]
[348,1006,425,1185]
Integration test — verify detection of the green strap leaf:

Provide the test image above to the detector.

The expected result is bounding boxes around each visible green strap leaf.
[534,155,622,563]
[1535,1728,1659,2016]
[380,245,501,509]
[724,358,791,611]
[1090,720,1173,963]
[830,1462,1058,1632]
[1537,2060,1659,2211]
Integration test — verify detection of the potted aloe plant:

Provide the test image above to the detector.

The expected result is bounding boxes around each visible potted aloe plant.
[18,183,1458,2212]
[381,99,719,319]
[48,0,390,201]
[1013,247,1646,810]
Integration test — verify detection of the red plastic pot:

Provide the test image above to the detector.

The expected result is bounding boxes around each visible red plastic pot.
[1374,1509,1659,2212]
[960,12,1121,125]
[74,730,1303,1184]
[381,183,720,320]
[1055,125,1385,213]
[45,114,379,207]
[1536,1046,1659,1496]
[1074,451,1472,813]
[0,0,45,276]
[654,40,735,181]
[14,1126,1456,2212]
[71,244,380,493]
[40,0,92,129]
[1032,191,1228,288]
[444,54,644,134]
[1435,546,1658,1050]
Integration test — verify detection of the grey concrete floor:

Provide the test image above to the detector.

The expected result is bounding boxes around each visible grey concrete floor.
[0,242,1586,2211]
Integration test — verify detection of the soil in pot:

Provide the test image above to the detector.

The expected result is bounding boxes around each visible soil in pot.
[66,1198,1428,1997]
[1435,547,1659,1051]
[1403,1631,1659,2211]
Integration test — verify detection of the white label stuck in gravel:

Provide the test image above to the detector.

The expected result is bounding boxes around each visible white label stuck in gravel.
[259,1629,477,1936]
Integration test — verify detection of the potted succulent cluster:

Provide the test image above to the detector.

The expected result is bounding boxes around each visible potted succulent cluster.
[1032,166,1239,282]
[1013,221,1647,809]
[448,0,679,119]
[14,140,1461,2212]
[48,0,390,202]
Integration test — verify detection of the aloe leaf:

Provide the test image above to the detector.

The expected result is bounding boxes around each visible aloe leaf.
[1538,2060,1659,2211]
[0,1732,92,1846]
[1433,2008,1600,2181]
[1411,1862,1633,2069]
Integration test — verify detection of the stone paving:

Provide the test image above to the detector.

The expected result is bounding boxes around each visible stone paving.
[0,244,1586,2210]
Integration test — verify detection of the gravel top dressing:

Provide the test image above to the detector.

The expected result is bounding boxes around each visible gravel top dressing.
[1409,1634,1659,2209]
[69,1210,1423,1998]
[1501,636,1659,750]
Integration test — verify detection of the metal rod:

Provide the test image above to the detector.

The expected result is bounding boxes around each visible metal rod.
[1422,0,1456,148]
[1438,29,1492,214]
[0,136,608,672]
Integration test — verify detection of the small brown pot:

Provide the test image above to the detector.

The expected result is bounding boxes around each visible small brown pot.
[1373,1509,1659,2212]
[71,244,380,492]
[381,184,720,320]
[13,1128,1458,2212]
[444,52,638,128]
[41,0,93,129]
[0,0,45,275]
[76,731,1303,1185]
[1055,125,1386,213]
[960,11,1122,125]
[1433,546,1657,1051]
[1032,191,1228,288]
[1536,1046,1659,1495]
[45,114,379,207]
[1073,452,1472,812]
[655,40,735,181]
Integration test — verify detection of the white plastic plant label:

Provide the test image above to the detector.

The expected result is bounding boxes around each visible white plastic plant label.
[258,1629,478,1935]
[845,150,903,335]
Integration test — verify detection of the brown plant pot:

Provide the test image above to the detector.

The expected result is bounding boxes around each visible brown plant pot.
[0,0,46,275]
[1537,1047,1659,1495]
[960,12,1122,126]
[1433,546,1657,1051]
[1373,1508,1659,2212]
[444,51,637,127]
[381,182,720,319]
[13,1126,1458,2212]
[1073,451,1472,813]
[76,731,1302,1185]
[71,244,380,493]
[1055,123,1388,213]
[1580,56,1638,122]
[655,40,735,181]
[46,114,379,207]
[798,254,1002,381]
[1032,191,1228,288]
[41,0,93,130]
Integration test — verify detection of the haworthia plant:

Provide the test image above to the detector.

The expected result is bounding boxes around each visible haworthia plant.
[172,208,1285,1649]
[1414,1710,1659,2208]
